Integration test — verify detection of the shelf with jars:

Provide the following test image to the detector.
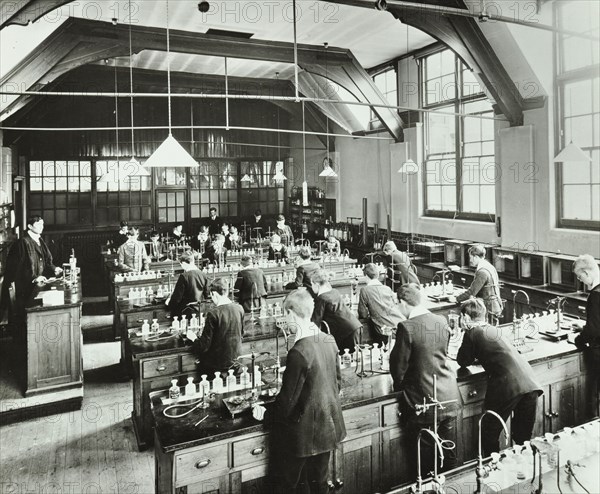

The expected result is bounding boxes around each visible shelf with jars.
[288,186,335,240]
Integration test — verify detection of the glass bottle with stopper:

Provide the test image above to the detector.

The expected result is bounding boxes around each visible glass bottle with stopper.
[184,377,196,396]
[169,379,180,400]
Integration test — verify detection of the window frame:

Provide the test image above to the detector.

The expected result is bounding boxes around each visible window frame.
[554,1,600,231]
[420,48,496,222]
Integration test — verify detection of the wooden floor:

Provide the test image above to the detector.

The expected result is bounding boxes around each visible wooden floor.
[0,365,155,494]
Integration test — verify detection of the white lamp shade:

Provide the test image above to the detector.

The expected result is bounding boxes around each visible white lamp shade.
[124,157,151,177]
[272,170,287,182]
[398,159,418,174]
[241,174,253,182]
[319,166,338,177]
[553,142,592,163]
[144,134,199,168]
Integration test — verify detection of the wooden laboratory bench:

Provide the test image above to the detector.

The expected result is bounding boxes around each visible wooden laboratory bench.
[108,258,359,340]
[149,322,595,494]
[24,278,83,398]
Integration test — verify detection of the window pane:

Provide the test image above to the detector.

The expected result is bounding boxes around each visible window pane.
[441,186,456,211]
[427,110,455,155]
[427,186,441,210]
[463,185,479,213]
[480,185,496,214]
[562,163,590,184]
[564,80,592,117]
[563,184,591,219]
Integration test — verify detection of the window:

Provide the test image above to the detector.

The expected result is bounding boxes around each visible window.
[29,160,93,226]
[96,160,152,225]
[190,161,238,218]
[421,49,496,220]
[157,191,185,223]
[371,67,398,122]
[239,161,285,216]
[556,1,600,230]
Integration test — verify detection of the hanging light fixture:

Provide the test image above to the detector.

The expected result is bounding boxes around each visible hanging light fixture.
[125,0,150,178]
[302,101,309,205]
[98,64,125,183]
[398,24,418,174]
[319,42,338,179]
[553,89,592,163]
[272,72,288,183]
[144,0,199,168]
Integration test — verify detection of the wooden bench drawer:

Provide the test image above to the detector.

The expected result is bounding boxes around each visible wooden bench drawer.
[126,312,151,329]
[532,355,579,386]
[382,402,401,427]
[459,379,488,405]
[175,443,229,486]
[181,354,200,373]
[142,356,179,379]
[343,404,380,437]
[232,434,269,467]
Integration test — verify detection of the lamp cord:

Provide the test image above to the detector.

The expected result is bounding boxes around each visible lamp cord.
[166,0,172,134]
[114,65,119,159]
[302,101,306,180]
[128,0,135,153]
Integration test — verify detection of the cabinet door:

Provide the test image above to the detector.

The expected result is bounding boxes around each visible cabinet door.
[533,384,550,438]
[180,475,229,494]
[549,376,579,433]
[380,427,412,490]
[334,433,379,494]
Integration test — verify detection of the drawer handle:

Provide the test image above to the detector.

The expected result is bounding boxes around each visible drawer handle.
[156,365,167,372]
[251,447,265,456]
[468,390,478,398]
[195,459,211,469]
[552,412,559,418]
[545,412,553,419]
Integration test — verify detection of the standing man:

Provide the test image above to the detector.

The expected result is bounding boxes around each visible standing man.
[390,283,460,478]
[234,255,268,312]
[2,216,63,326]
[148,230,167,262]
[288,246,319,292]
[382,241,419,291]
[114,220,129,248]
[185,278,244,376]
[455,244,503,323]
[457,298,542,456]
[117,227,150,272]
[275,215,294,247]
[358,263,405,346]
[206,207,220,236]
[572,254,600,416]
[252,289,346,493]
[166,253,210,318]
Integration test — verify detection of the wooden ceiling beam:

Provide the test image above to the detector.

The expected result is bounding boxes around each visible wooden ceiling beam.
[0,0,71,29]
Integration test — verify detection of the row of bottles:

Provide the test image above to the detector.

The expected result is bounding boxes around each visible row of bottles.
[323,222,352,242]
[339,342,393,371]
[420,280,455,297]
[128,285,172,303]
[513,309,563,336]
[141,314,204,335]
[481,420,600,492]
[115,270,164,283]
[168,366,265,400]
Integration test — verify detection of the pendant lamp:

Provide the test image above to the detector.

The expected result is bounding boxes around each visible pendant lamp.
[272,73,288,183]
[144,0,198,168]
[98,64,124,183]
[398,26,418,175]
[125,0,150,178]
[553,88,592,163]
[301,101,309,206]
[319,42,338,179]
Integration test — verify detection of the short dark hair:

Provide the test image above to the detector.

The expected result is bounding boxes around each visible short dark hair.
[468,244,486,258]
[283,289,314,319]
[460,298,487,320]
[127,226,139,236]
[179,253,195,265]
[27,215,43,227]
[150,230,159,237]
[240,255,252,267]
[199,225,209,233]
[209,277,227,295]
[298,246,312,260]
[209,207,217,213]
[119,220,128,228]
[397,283,422,307]
[221,222,229,228]
[254,209,262,216]
[277,214,285,222]
[363,263,379,279]
[311,269,332,286]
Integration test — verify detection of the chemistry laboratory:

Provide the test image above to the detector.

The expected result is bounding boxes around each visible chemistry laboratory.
[0,0,598,493]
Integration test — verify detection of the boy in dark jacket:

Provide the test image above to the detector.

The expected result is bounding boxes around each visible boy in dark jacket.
[234,255,268,312]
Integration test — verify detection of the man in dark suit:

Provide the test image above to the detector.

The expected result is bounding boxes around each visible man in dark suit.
[457,298,542,456]
[113,220,129,248]
[2,216,63,327]
[166,253,210,318]
[185,277,244,376]
[148,230,167,262]
[288,246,320,293]
[572,254,600,416]
[382,241,419,291]
[206,207,220,236]
[234,255,268,312]
[390,283,460,477]
[253,289,346,493]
